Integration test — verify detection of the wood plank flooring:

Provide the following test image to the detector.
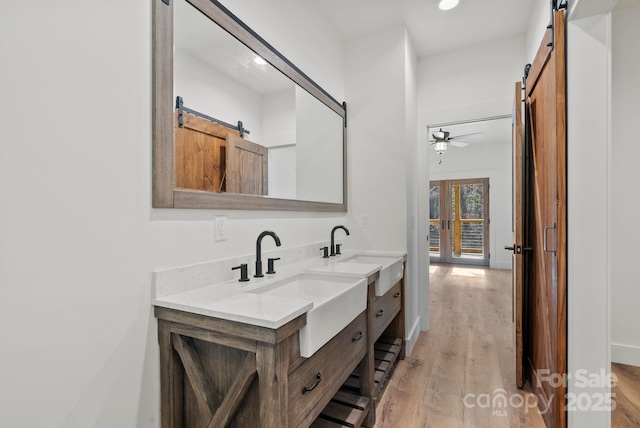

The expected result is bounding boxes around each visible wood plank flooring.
[375,265,545,427]
[612,363,640,427]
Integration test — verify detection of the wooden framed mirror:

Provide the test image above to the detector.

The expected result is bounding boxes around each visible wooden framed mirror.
[152,0,347,211]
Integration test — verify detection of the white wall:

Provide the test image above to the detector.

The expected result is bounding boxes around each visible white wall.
[418,36,526,125]
[0,1,347,427]
[344,26,416,351]
[429,138,513,270]
[295,87,344,204]
[525,0,552,64]
[404,30,421,353]
[344,26,409,251]
[262,88,297,199]
[611,2,640,366]
[262,87,296,149]
[565,8,613,428]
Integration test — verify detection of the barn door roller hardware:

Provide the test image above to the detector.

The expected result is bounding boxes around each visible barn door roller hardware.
[175,96,250,137]
[547,0,568,49]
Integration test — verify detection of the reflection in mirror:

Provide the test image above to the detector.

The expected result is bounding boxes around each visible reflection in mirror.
[163,0,345,207]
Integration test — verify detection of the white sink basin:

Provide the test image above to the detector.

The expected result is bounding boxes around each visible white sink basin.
[337,253,404,296]
[246,272,367,357]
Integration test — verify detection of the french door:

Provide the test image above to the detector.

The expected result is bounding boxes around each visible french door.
[429,178,490,266]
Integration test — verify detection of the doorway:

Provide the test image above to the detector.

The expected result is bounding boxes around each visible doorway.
[429,178,490,266]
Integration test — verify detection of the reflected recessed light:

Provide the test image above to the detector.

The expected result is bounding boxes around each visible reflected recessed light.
[254,56,267,65]
[438,0,459,10]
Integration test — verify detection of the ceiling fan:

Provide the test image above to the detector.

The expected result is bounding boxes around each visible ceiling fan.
[429,128,483,164]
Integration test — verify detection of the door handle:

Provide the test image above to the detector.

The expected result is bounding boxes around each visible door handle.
[504,245,523,254]
[543,223,557,254]
[448,220,451,229]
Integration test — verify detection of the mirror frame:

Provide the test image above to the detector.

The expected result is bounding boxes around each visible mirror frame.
[152,0,348,211]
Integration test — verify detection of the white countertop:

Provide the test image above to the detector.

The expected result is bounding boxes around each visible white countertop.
[154,281,313,329]
[152,248,406,330]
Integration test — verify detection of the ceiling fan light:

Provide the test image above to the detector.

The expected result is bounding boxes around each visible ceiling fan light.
[433,141,448,154]
[438,0,459,10]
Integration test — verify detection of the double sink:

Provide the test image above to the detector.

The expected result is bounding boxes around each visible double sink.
[246,251,404,357]
[155,250,404,358]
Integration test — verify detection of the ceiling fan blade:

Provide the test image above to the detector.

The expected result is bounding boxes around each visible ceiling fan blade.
[449,132,483,140]
[450,141,468,148]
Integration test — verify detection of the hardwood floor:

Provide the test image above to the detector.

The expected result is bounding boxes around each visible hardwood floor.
[612,363,640,427]
[375,264,545,427]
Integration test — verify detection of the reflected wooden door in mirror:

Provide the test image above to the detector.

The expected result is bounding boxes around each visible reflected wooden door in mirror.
[152,0,347,211]
[174,109,240,193]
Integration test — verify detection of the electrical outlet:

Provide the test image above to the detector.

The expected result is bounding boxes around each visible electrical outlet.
[214,216,227,242]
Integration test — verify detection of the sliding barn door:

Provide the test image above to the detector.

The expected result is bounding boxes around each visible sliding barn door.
[174,111,240,192]
[509,81,525,389]
[226,134,268,196]
[523,9,567,428]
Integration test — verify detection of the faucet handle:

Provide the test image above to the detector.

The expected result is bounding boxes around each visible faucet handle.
[232,264,250,282]
[266,257,280,275]
[335,244,343,255]
[320,246,329,259]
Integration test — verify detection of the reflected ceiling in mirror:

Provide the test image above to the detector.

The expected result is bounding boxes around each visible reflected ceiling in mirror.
[152,0,347,211]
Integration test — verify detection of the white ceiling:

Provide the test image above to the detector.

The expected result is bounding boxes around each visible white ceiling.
[311,0,535,57]
[175,0,293,95]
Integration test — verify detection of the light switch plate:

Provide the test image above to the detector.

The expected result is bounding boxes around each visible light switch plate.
[214,216,227,241]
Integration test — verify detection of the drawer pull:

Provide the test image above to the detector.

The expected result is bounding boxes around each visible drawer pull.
[376,309,384,317]
[352,331,364,342]
[394,292,401,298]
[302,372,322,394]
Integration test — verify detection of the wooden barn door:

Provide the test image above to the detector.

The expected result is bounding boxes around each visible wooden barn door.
[226,134,268,196]
[523,8,567,428]
[508,81,525,389]
[174,111,240,192]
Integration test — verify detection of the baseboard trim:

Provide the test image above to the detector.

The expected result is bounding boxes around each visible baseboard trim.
[612,343,640,366]
[405,316,421,357]
[490,260,512,270]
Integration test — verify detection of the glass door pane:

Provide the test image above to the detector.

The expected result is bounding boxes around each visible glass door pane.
[430,178,489,266]
[451,181,486,263]
[429,184,441,259]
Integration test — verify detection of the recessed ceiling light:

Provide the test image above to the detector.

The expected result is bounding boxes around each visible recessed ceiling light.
[254,56,267,65]
[438,0,459,10]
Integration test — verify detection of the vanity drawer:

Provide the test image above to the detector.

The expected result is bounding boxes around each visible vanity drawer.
[372,280,402,341]
[288,311,368,428]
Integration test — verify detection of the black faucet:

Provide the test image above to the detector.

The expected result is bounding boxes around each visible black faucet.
[254,230,281,277]
[330,225,350,256]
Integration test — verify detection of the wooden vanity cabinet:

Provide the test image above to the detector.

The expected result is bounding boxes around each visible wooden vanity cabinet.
[371,281,403,342]
[289,312,367,427]
[155,306,368,428]
[154,258,406,428]
[346,260,406,427]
